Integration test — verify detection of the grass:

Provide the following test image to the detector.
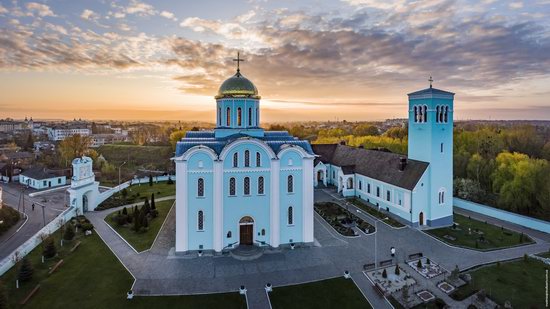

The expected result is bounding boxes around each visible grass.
[97,144,173,171]
[269,277,372,309]
[0,205,21,236]
[347,198,406,228]
[0,220,246,309]
[97,182,176,210]
[105,199,174,252]
[451,257,548,308]
[314,202,375,236]
[425,213,533,250]
[535,250,550,258]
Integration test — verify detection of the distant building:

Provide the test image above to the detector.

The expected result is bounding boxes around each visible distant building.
[313,82,454,228]
[19,166,67,190]
[47,125,91,141]
[90,133,128,147]
[0,151,34,169]
[0,120,24,132]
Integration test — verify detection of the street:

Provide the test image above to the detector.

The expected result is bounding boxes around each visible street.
[0,182,67,260]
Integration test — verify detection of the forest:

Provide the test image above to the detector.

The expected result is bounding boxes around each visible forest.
[278,122,550,222]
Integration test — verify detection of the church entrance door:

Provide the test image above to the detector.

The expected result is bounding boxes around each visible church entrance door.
[419,212,424,226]
[239,216,254,245]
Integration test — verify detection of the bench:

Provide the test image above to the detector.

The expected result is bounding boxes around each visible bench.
[363,263,376,271]
[20,284,40,305]
[379,259,393,267]
[70,241,82,253]
[48,259,64,275]
[409,252,423,260]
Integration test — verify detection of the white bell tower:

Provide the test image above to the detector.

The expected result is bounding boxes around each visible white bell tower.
[67,156,99,213]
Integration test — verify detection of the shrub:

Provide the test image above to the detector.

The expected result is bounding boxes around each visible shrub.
[382,268,387,278]
[417,259,422,268]
[150,209,159,218]
[394,265,400,275]
[18,258,33,282]
[43,238,56,258]
[519,233,524,243]
[523,253,528,262]
[115,214,128,226]
[167,176,174,184]
[81,223,94,231]
[151,194,156,210]
[63,224,75,241]
[122,207,128,215]
[426,258,431,264]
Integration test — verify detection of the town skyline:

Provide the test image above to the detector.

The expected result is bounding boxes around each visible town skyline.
[1,0,550,121]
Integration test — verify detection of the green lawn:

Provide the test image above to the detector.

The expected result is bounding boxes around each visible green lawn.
[0,221,246,309]
[105,199,174,252]
[451,258,548,308]
[425,213,533,250]
[536,250,550,258]
[269,277,372,309]
[97,182,176,210]
[347,198,406,228]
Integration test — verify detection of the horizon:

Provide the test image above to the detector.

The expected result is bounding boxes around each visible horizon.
[1,0,550,121]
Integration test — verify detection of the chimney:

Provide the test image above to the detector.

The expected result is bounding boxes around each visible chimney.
[339,140,346,145]
[399,157,407,171]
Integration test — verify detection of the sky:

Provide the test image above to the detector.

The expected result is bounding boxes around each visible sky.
[1,0,550,122]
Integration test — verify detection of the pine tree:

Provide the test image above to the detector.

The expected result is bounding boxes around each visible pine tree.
[43,238,56,258]
[63,224,75,241]
[142,198,150,215]
[416,259,422,268]
[150,194,156,210]
[0,281,8,309]
[149,175,153,186]
[426,258,431,265]
[133,207,141,232]
[394,265,400,275]
[381,268,387,278]
[122,207,128,215]
[18,258,33,282]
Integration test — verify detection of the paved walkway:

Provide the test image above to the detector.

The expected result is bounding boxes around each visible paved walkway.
[86,188,550,309]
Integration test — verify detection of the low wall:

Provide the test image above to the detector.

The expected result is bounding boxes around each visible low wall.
[95,175,175,206]
[130,175,174,185]
[454,197,550,234]
[0,207,77,276]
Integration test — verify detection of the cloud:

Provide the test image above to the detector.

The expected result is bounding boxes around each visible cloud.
[0,5,8,14]
[509,2,524,9]
[26,2,55,17]
[160,10,177,21]
[80,9,99,21]
[126,0,156,16]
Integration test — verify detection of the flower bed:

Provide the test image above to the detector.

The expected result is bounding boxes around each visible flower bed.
[315,202,374,236]
[437,281,455,294]
[407,258,446,279]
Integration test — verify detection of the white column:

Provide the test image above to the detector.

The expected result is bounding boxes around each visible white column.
[302,158,314,243]
[175,159,188,252]
[213,160,223,252]
[270,159,280,247]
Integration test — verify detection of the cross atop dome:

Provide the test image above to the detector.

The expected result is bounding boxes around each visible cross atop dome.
[429,76,434,88]
[233,52,245,75]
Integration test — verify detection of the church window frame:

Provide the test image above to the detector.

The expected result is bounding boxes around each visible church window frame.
[244,150,250,167]
[243,177,251,196]
[258,176,265,195]
[197,178,205,197]
[376,186,380,197]
[386,190,391,202]
[229,177,236,196]
[414,106,418,123]
[359,180,362,191]
[367,183,371,194]
[438,188,445,204]
[287,206,294,225]
[440,142,444,153]
[422,105,428,123]
[287,175,294,194]
[444,106,449,123]
[248,107,252,126]
[197,210,204,231]
[218,107,222,125]
[436,106,440,123]
[233,152,238,168]
[256,152,261,167]
[237,107,242,126]
[226,107,231,126]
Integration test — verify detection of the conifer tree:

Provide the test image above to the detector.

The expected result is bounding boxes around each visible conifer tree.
[394,265,400,275]
[416,259,422,268]
[122,207,128,215]
[18,258,33,282]
[133,207,141,232]
[43,238,56,259]
[63,223,75,241]
[381,268,387,278]
[149,175,153,186]
[150,194,156,210]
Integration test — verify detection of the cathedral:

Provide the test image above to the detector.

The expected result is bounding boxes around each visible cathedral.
[174,56,315,253]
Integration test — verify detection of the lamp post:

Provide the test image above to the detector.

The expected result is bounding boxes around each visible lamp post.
[41,203,46,227]
[118,161,127,190]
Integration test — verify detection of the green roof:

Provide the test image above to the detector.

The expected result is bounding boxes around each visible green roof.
[216,71,259,99]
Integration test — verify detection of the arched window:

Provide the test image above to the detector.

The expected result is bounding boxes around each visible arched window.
[244,177,250,195]
[233,152,238,168]
[237,107,242,126]
[422,105,428,122]
[197,178,204,197]
[229,177,236,196]
[288,206,293,225]
[436,106,440,123]
[227,231,232,238]
[248,107,252,126]
[287,175,294,193]
[261,228,265,236]
[439,188,445,204]
[244,150,250,167]
[256,152,261,167]
[413,106,417,123]
[198,210,204,231]
[258,176,264,194]
[226,107,231,126]
[218,107,221,125]
[359,181,362,190]
[444,106,448,123]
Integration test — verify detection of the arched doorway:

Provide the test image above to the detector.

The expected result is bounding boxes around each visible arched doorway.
[317,170,324,182]
[419,212,424,226]
[239,216,254,245]
[82,194,88,212]
[347,178,353,189]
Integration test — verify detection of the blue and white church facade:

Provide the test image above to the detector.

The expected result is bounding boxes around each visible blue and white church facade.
[313,81,455,228]
[174,63,315,253]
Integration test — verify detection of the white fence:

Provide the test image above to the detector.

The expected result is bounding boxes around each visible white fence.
[130,175,175,185]
[0,207,77,276]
